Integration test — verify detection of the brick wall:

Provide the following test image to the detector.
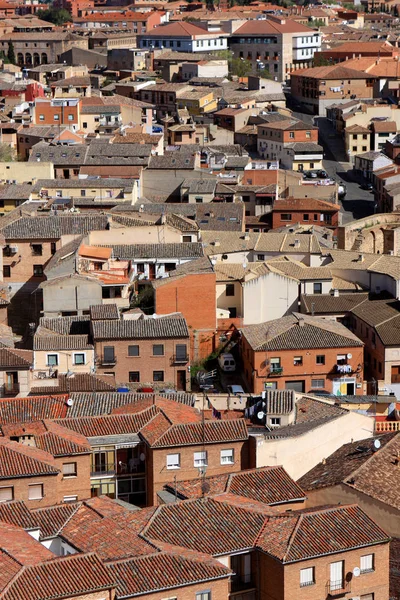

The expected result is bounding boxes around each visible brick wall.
[241,337,364,395]
[120,578,229,600]
[0,473,59,508]
[95,337,190,390]
[3,239,60,285]
[55,454,91,502]
[150,440,247,505]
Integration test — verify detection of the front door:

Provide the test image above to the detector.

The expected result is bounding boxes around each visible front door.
[177,370,186,391]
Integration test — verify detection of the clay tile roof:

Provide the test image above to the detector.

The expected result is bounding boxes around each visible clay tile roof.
[0,348,33,369]
[32,502,81,539]
[372,120,397,132]
[1,552,115,600]
[60,505,155,560]
[255,505,390,562]
[301,292,368,314]
[293,64,375,79]
[166,465,305,505]
[89,304,120,321]
[0,550,21,592]
[141,418,248,448]
[107,550,231,597]
[346,124,371,134]
[142,497,268,555]
[78,244,112,261]
[33,421,91,457]
[0,520,53,566]
[0,501,38,531]
[0,395,68,426]
[30,373,116,396]
[55,405,159,438]
[0,438,59,480]
[241,312,363,351]
[91,315,189,340]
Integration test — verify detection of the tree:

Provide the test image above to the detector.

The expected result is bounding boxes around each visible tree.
[313,54,331,67]
[309,18,326,28]
[7,42,15,65]
[37,8,72,25]
[230,57,252,78]
[0,144,15,162]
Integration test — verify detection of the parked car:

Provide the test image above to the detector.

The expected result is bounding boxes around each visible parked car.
[361,182,374,191]
[227,385,245,396]
[317,170,328,179]
[218,353,236,372]
[304,171,318,179]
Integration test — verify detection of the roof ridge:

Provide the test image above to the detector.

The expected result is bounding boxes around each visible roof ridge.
[343,432,399,484]
[56,502,85,536]
[282,512,303,562]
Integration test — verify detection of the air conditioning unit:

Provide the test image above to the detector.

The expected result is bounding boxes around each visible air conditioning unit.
[9,245,18,254]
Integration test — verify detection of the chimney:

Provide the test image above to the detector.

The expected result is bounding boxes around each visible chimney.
[213,240,220,247]
[244,233,250,241]
[358,253,364,262]
[294,239,300,248]
[298,316,305,327]
[333,289,339,297]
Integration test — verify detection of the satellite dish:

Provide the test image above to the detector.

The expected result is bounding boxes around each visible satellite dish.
[66,398,73,407]
[353,567,361,578]
[347,353,352,359]
[374,439,381,450]
[257,411,264,420]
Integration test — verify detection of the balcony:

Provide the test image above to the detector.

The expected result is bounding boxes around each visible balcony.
[99,355,117,366]
[91,463,116,477]
[269,367,283,376]
[1,382,19,396]
[375,421,400,432]
[326,580,351,597]
[170,354,189,365]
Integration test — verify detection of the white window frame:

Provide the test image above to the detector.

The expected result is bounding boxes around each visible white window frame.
[63,495,78,503]
[196,592,211,600]
[166,453,180,470]
[220,448,234,465]
[300,566,315,587]
[28,483,44,501]
[270,417,281,427]
[360,554,374,573]
[73,352,85,366]
[46,353,59,367]
[194,451,207,467]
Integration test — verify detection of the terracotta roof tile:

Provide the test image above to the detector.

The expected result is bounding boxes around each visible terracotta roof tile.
[0,395,68,425]
[2,552,114,600]
[0,438,59,480]
[0,349,33,369]
[0,501,38,531]
[32,503,81,539]
[141,419,248,448]
[107,550,231,597]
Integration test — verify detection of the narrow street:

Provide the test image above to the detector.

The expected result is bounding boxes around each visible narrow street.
[291,110,377,224]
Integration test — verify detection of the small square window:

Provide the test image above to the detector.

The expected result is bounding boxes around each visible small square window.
[153,344,164,356]
[313,282,322,294]
[31,244,42,256]
[360,554,374,573]
[47,354,58,367]
[294,356,303,366]
[33,265,43,277]
[311,378,325,389]
[0,486,13,502]
[129,371,140,383]
[167,453,180,469]
[220,448,234,464]
[300,567,315,587]
[28,483,43,500]
[194,451,207,467]
[316,355,325,365]
[270,417,281,427]
[153,370,164,382]
[303,214,309,221]
[74,353,85,365]
[63,462,77,477]
[128,345,139,357]
[226,284,235,297]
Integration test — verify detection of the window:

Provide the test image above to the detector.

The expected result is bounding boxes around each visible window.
[175,344,187,361]
[360,554,374,573]
[281,213,292,221]
[64,495,78,503]
[316,355,325,365]
[3,266,10,278]
[128,345,139,357]
[270,357,281,372]
[303,214,309,221]
[54,114,59,121]
[28,484,43,500]
[257,254,265,261]
[63,462,77,477]
[306,131,311,138]
[166,453,180,469]
[31,244,42,256]
[39,114,44,121]
[103,346,115,364]
[182,235,191,242]
[352,134,357,140]
[362,146,367,152]
[294,356,303,366]
[51,242,56,255]
[330,561,344,592]
[352,146,357,152]
[0,486,13,502]
[153,344,164,356]
[47,354,58,367]
[73,353,85,365]
[220,448,234,464]
[313,282,322,294]
[68,114,73,121]
[270,417,281,427]
[311,378,325,389]
[194,451,207,467]
[229,307,237,318]
[300,567,315,587]
[289,131,295,139]
[33,265,43,277]
[196,593,211,600]
[226,284,235,296]
[153,370,164,382]
[129,371,140,383]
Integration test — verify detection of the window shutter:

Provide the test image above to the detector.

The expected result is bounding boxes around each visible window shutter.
[0,487,12,502]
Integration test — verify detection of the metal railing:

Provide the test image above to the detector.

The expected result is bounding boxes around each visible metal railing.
[2,383,19,395]
[326,580,350,597]
[269,367,283,375]
[99,355,117,366]
[171,354,189,365]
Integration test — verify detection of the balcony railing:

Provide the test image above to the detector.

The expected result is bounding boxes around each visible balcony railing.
[171,354,189,365]
[269,367,283,376]
[326,580,350,597]
[91,463,116,477]
[99,355,117,366]
[1,383,19,395]
[375,421,400,432]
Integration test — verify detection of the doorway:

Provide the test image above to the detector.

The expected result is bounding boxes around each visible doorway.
[177,370,186,391]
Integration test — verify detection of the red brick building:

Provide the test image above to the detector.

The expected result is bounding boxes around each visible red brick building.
[241,312,364,395]
[272,197,341,231]
[32,98,80,127]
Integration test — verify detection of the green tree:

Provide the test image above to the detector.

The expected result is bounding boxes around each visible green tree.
[7,42,15,65]
[230,57,252,78]
[309,18,326,28]
[0,144,15,162]
[313,54,331,67]
[37,7,72,25]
